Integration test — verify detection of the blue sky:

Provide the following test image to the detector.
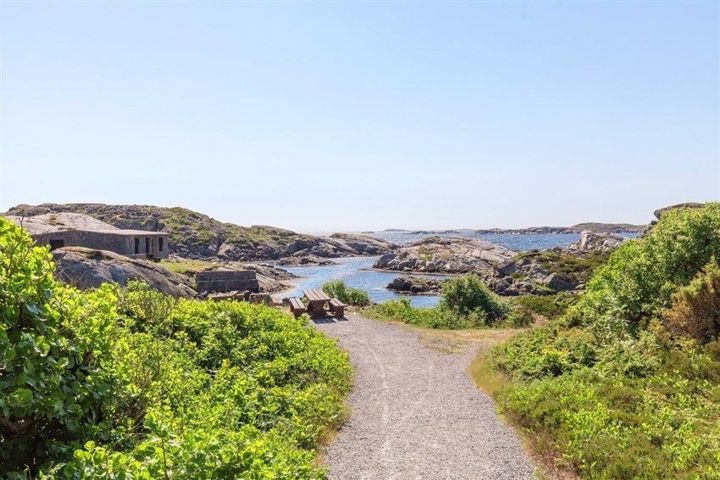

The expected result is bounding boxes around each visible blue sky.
[1,1,718,231]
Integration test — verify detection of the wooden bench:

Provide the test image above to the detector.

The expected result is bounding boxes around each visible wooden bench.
[288,297,306,318]
[329,298,346,318]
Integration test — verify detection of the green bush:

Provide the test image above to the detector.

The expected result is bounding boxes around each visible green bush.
[488,203,720,479]
[0,217,352,478]
[513,250,608,286]
[502,306,534,328]
[512,292,576,320]
[664,258,720,344]
[566,203,720,331]
[440,274,508,321]
[321,280,370,306]
[366,274,524,329]
[0,219,115,470]
[498,355,720,479]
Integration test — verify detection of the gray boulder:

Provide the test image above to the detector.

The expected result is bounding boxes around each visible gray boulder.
[53,247,195,297]
[540,273,576,292]
[566,230,625,253]
[373,237,516,274]
[387,276,443,294]
[277,255,336,266]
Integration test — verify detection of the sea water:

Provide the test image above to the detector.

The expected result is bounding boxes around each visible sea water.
[279,256,444,308]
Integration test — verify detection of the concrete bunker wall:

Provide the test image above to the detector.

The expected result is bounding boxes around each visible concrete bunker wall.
[33,231,169,259]
[195,270,260,293]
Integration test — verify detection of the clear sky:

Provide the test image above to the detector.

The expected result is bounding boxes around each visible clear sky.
[1,1,718,232]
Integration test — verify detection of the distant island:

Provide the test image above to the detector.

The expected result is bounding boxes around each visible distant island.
[364,222,646,237]
[474,222,646,234]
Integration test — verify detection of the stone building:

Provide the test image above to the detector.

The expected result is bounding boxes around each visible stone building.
[7,212,169,260]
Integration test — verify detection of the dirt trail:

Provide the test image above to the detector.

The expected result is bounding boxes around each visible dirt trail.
[315,314,535,480]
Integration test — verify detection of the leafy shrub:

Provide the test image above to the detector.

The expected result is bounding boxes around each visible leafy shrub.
[497,357,720,480]
[440,274,508,321]
[487,203,720,479]
[664,258,720,344]
[0,219,115,470]
[514,250,608,285]
[0,217,352,478]
[118,280,176,325]
[492,325,597,379]
[502,306,534,328]
[566,203,720,331]
[322,280,370,306]
[512,292,576,320]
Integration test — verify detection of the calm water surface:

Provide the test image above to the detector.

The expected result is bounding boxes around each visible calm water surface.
[279,256,444,308]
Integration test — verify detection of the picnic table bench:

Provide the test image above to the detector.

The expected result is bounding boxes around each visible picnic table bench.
[303,289,331,318]
[329,298,346,318]
[288,297,306,318]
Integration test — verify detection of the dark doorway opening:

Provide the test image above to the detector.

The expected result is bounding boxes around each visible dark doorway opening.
[49,239,65,250]
[145,238,150,254]
[159,237,164,252]
[134,238,140,254]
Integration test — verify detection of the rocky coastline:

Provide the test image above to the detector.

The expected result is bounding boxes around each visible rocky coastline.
[51,247,299,298]
[374,236,516,274]
[5,202,643,300]
[375,231,626,296]
[386,276,445,295]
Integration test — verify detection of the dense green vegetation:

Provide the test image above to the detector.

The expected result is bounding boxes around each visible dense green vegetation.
[321,280,370,306]
[0,218,351,478]
[487,204,720,479]
[664,260,720,343]
[511,292,577,320]
[366,274,534,328]
[508,249,609,295]
[515,249,608,284]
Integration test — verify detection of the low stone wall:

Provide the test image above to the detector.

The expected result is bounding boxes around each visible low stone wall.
[195,270,260,293]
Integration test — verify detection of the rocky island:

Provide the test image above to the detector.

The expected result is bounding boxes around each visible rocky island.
[374,236,516,274]
[378,230,627,296]
[473,222,645,235]
[373,223,646,237]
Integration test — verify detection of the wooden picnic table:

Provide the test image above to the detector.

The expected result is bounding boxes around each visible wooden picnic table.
[303,288,331,318]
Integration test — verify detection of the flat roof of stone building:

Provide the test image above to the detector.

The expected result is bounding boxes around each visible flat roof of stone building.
[5,212,169,237]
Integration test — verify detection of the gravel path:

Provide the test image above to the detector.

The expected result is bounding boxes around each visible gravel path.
[315,314,536,480]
